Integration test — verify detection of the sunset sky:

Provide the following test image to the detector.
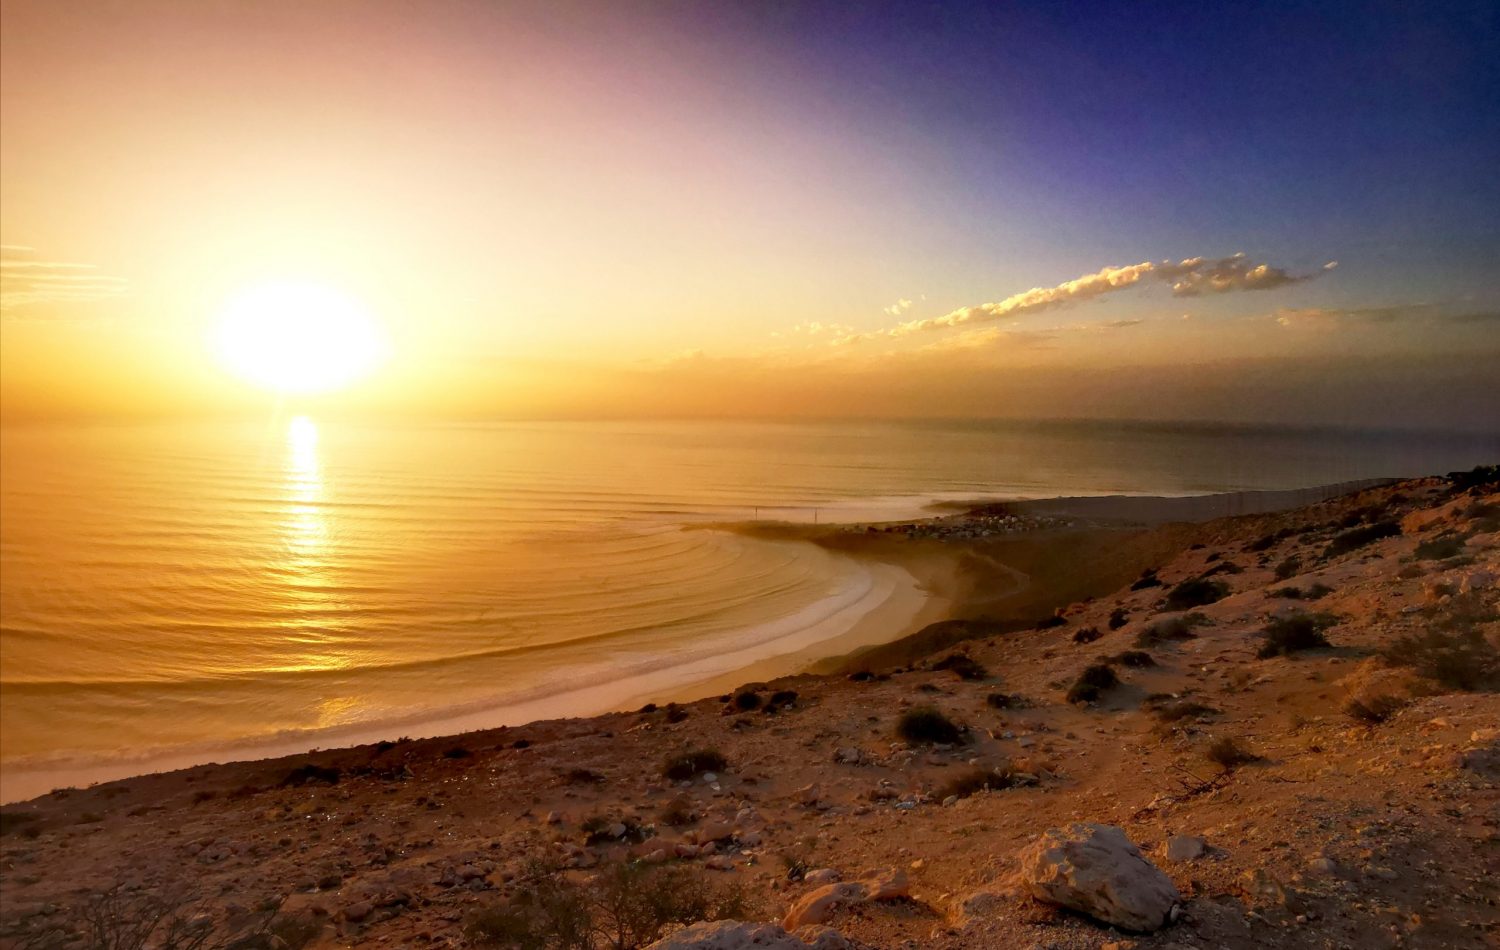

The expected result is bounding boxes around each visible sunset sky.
[2,0,1497,428]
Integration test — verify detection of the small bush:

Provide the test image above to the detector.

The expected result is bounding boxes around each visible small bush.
[1065,664,1119,704]
[1163,578,1230,611]
[1204,736,1259,769]
[1146,697,1218,722]
[1381,628,1500,691]
[1036,614,1066,629]
[768,689,799,707]
[896,706,965,745]
[732,691,762,711]
[1257,612,1337,658]
[940,765,1016,800]
[1111,650,1155,668]
[1345,694,1405,724]
[443,746,472,759]
[662,749,728,781]
[1414,535,1466,561]
[1322,521,1400,559]
[1130,570,1162,591]
[561,768,606,786]
[1133,614,1207,648]
[985,692,1019,709]
[1072,626,1102,644]
[1107,607,1129,630]
[280,764,340,787]
[664,703,689,723]
[1273,556,1302,580]
[932,653,988,681]
[1270,582,1334,600]
[465,860,747,950]
[1447,464,1500,492]
[658,795,694,827]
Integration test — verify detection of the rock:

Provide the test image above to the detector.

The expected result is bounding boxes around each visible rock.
[704,855,735,871]
[341,900,373,923]
[833,747,864,765]
[694,821,735,844]
[545,811,562,824]
[1162,835,1206,863]
[803,868,841,885]
[645,919,850,949]
[782,868,909,930]
[1017,823,1179,932]
[1306,856,1339,876]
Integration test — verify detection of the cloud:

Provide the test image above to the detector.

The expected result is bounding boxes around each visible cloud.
[882,297,913,316]
[880,252,1328,339]
[0,247,128,315]
[1273,303,1436,327]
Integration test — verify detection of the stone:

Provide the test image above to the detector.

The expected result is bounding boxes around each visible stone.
[803,868,841,885]
[1017,823,1179,932]
[1163,835,1206,863]
[341,900,373,923]
[782,868,909,930]
[1306,856,1339,876]
[645,919,848,949]
[694,821,735,844]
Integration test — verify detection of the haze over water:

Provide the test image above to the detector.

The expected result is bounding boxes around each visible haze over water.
[2,417,1494,798]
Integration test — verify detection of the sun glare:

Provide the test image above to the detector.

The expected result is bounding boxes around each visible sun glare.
[213,281,388,394]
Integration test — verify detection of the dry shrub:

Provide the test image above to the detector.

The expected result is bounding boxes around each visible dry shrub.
[1257,612,1337,658]
[932,653,989,680]
[1204,736,1259,769]
[896,706,965,745]
[1065,664,1118,704]
[940,765,1017,800]
[1163,579,1230,611]
[661,749,727,781]
[465,860,749,950]
[1381,627,1499,692]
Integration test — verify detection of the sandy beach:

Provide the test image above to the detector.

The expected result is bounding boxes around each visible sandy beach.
[5,472,1495,949]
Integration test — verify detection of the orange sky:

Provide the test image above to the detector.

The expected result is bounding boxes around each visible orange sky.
[2,1,1497,430]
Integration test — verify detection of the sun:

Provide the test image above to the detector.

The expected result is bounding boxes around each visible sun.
[213,281,388,394]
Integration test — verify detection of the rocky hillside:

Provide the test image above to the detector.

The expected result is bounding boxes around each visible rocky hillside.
[2,472,1497,949]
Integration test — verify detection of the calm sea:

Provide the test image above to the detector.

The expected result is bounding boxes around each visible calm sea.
[0,417,1493,799]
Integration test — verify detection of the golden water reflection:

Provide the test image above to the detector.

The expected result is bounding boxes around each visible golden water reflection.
[284,415,325,558]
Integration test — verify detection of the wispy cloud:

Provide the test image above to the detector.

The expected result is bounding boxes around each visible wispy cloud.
[1273,302,1438,328]
[0,246,128,316]
[883,253,1331,338]
[882,297,913,316]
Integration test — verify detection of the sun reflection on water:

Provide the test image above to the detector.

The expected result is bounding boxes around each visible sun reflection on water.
[277,415,353,674]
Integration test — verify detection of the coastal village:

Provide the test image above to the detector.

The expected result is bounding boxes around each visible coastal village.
[1,471,1496,949]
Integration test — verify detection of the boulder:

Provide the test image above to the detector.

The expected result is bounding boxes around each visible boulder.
[1017,823,1179,932]
[1162,834,1206,863]
[782,869,909,930]
[645,919,851,949]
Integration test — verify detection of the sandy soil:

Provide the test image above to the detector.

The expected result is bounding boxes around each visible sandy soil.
[2,475,1497,950]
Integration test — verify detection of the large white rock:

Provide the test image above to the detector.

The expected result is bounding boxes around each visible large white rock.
[1018,823,1179,932]
[645,920,851,949]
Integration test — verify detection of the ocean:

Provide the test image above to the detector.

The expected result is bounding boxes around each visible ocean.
[0,416,1493,800]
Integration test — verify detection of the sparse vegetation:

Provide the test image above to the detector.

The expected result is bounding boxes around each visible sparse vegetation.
[985,692,1022,709]
[1134,613,1208,647]
[1257,612,1337,658]
[1111,650,1155,667]
[662,748,727,781]
[581,815,646,845]
[932,652,988,680]
[732,690,762,711]
[1204,736,1259,769]
[1130,569,1162,591]
[18,886,318,950]
[1381,627,1500,692]
[1163,578,1230,611]
[1271,582,1334,600]
[1071,626,1102,644]
[443,746,472,759]
[940,765,1017,800]
[1273,555,1302,580]
[464,860,748,949]
[1107,607,1129,630]
[561,767,606,786]
[279,763,340,787]
[1065,663,1119,704]
[1447,464,1500,492]
[1414,534,1465,560]
[896,706,965,745]
[1322,521,1400,559]
[1145,696,1218,722]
